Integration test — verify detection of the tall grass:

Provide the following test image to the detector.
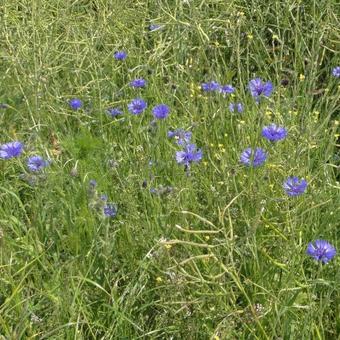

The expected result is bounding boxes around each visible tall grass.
[0,0,339,338]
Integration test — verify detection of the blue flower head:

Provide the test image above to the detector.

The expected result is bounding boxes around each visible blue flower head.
[100,194,108,201]
[128,98,147,115]
[130,78,147,88]
[229,102,244,113]
[152,104,170,119]
[220,84,235,94]
[103,203,117,218]
[201,81,220,92]
[248,78,273,100]
[240,147,267,167]
[0,141,24,159]
[27,156,49,172]
[149,24,162,31]
[176,143,202,166]
[106,107,123,117]
[307,240,336,263]
[69,98,83,110]
[114,51,127,60]
[332,66,340,78]
[283,177,307,196]
[262,124,287,142]
[168,129,192,146]
[89,179,97,187]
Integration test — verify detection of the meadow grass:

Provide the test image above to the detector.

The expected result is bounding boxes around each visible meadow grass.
[0,0,339,338]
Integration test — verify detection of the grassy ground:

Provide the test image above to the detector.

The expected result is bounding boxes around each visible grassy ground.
[0,0,339,338]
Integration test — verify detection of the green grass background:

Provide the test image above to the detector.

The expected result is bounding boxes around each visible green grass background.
[0,0,339,338]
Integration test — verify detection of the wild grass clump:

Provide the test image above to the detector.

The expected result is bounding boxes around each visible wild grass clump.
[0,0,339,338]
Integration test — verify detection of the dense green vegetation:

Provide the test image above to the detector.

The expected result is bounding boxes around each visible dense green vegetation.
[0,1,339,338]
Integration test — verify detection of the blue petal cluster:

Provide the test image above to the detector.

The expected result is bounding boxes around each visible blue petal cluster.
[176,144,202,166]
[283,177,307,196]
[0,141,24,159]
[114,51,127,60]
[307,240,336,263]
[248,78,273,100]
[130,78,147,88]
[89,179,97,187]
[152,104,170,120]
[219,85,235,94]
[69,98,83,110]
[27,156,49,172]
[262,124,287,142]
[201,81,220,92]
[332,66,340,78]
[106,107,123,117]
[149,24,162,31]
[229,102,244,113]
[104,204,117,218]
[128,98,147,115]
[240,147,267,167]
[220,84,234,94]
[168,129,192,145]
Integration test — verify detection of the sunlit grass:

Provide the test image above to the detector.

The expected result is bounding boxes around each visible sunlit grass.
[0,0,339,338]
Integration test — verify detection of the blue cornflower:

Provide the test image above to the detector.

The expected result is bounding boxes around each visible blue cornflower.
[220,84,235,94]
[283,177,307,196]
[106,107,123,117]
[168,129,192,146]
[0,141,24,159]
[332,66,340,78]
[114,51,127,60]
[240,147,267,167]
[262,124,287,142]
[176,143,202,166]
[128,98,147,115]
[100,194,108,201]
[150,185,173,195]
[69,98,83,110]
[229,102,244,113]
[27,156,49,172]
[103,203,117,218]
[201,81,220,92]
[248,78,273,100]
[89,179,97,187]
[307,240,336,263]
[152,104,170,119]
[149,24,162,31]
[130,78,147,88]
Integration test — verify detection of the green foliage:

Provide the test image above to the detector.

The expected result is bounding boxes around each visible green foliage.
[0,0,339,338]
